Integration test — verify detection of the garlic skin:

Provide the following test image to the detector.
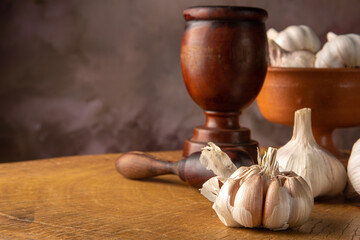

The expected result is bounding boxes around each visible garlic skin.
[269,40,315,68]
[200,176,223,203]
[315,33,360,68]
[267,25,321,53]
[276,108,347,198]
[347,138,360,195]
[200,142,237,179]
[200,145,313,230]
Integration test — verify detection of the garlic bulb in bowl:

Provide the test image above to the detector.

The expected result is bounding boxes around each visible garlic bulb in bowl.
[268,40,315,68]
[276,108,347,198]
[267,25,319,68]
[347,138,360,195]
[267,25,321,53]
[315,33,360,68]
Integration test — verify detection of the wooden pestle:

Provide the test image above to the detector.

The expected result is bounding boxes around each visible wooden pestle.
[115,149,255,188]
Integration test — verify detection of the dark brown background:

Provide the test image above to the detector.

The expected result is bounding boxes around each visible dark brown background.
[1,0,359,162]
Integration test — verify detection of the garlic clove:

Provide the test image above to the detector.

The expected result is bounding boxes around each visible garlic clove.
[291,172,313,201]
[231,174,264,228]
[200,142,237,179]
[211,166,258,228]
[262,177,291,230]
[213,178,242,227]
[282,175,313,227]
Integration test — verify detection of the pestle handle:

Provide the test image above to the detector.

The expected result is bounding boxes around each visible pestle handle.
[115,151,179,179]
[115,149,254,187]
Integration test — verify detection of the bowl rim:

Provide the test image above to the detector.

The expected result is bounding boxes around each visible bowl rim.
[268,66,360,73]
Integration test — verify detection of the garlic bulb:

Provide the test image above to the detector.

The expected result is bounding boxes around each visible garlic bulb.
[269,40,315,68]
[267,25,321,53]
[276,108,347,198]
[200,144,313,230]
[315,33,360,68]
[347,138,360,195]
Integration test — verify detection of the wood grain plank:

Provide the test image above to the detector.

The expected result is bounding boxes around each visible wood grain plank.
[0,151,359,239]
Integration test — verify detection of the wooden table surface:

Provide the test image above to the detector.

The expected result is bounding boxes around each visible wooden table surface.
[0,151,359,240]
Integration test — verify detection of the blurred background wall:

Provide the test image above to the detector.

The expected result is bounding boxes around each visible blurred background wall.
[0,0,359,162]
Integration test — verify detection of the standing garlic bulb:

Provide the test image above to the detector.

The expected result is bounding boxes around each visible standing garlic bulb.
[267,25,321,53]
[347,138,360,195]
[315,33,360,68]
[276,108,347,198]
[200,144,313,230]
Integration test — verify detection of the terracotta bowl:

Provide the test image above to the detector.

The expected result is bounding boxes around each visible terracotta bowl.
[257,67,360,165]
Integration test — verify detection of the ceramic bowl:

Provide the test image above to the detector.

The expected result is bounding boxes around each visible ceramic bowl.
[257,67,360,165]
